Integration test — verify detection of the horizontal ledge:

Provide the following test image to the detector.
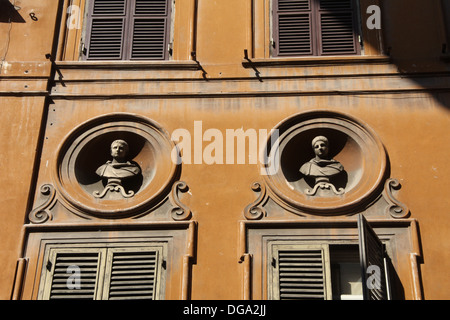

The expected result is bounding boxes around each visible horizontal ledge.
[0,91,49,96]
[0,61,52,77]
[49,87,450,100]
[242,55,391,68]
[56,60,202,70]
[240,218,417,229]
[52,70,450,83]
[23,220,196,233]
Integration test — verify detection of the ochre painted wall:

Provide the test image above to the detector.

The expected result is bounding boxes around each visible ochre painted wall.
[0,0,449,300]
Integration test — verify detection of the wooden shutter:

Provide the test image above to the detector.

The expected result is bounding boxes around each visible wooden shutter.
[40,248,106,300]
[358,214,390,300]
[131,0,170,60]
[86,0,127,60]
[318,0,359,55]
[84,0,171,60]
[274,0,313,56]
[103,247,162,300]
[39,244,165,300]
[270,243,332,300]
[273,0,359,56]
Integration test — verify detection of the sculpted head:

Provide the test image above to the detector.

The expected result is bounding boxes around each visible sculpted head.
[312,136,329,159]
[110,139,129,161]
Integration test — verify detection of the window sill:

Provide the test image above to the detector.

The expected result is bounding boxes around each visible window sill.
[242,55,391,68]
[55,60,201,70]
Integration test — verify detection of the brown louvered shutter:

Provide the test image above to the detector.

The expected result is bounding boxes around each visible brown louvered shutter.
[131,0,171,60]
[85,0,127,60]
[103,248,162,300]
[39,245,165,300]
[273,0,360,56]
[40,248,106,300]
[84,0,171,60]
[270,243,332,300]
[358,214,390,300]
[318,0,359,55]
[274,0,313,56]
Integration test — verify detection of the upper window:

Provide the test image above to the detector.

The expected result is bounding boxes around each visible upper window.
[83,0,172,60]
[272,0,361,57]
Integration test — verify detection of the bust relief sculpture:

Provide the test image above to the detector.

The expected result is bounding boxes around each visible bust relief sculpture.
[94,139,141,198]
[300,136,345,196]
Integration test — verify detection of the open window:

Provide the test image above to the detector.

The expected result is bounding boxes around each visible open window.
[267,214,392,300]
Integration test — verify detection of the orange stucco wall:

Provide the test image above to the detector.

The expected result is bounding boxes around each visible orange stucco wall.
[0,0,449,300]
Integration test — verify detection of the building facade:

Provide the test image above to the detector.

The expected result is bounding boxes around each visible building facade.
[1,0,449,300]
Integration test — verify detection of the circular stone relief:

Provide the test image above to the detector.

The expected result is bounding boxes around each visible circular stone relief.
[53,113,178,218]
[261,110,387,215]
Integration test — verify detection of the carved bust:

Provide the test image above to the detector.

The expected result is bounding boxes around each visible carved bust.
[94,139,141,198]
[96,139,140,179]
[300,136,345,195]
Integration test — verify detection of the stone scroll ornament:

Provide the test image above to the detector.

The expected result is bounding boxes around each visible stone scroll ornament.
[93,139,141,199]
[300,135,345,196]
[28,184,56,224]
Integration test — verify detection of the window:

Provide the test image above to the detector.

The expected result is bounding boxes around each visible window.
[272,0,361,57]
[330,245,363,300]
[268,242,390,300]
[267,215,391,300]
[83,0,172,60]
[38,244,166,300]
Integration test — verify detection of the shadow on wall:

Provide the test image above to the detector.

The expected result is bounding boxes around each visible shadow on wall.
[0,0,25,23]
[366,0,450,110]
[268,0,450,110]
[319,0,450,110]
[1,0,450,109]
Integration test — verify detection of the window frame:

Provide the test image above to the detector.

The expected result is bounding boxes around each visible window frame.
[16,222,196,300]
[240,218,421,300]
